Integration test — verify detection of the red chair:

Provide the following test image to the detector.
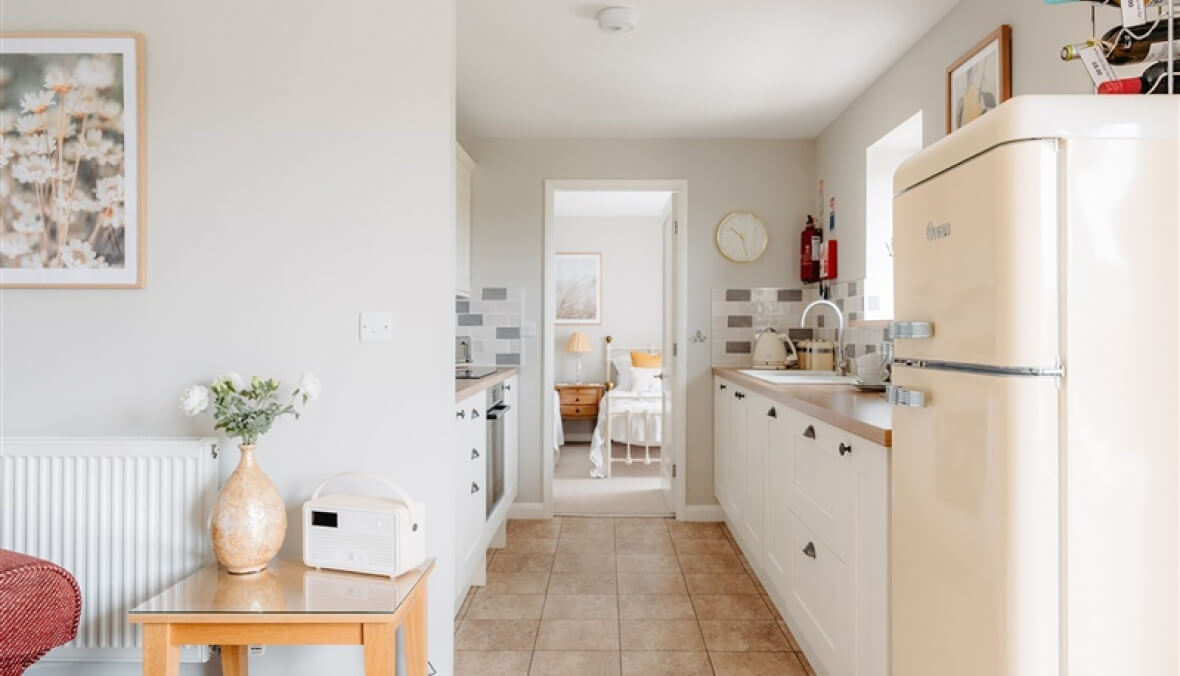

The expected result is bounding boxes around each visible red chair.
[0,550,81,675]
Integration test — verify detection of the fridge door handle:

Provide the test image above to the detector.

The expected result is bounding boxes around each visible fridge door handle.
[889,321,934,340]
[887,386,927,408]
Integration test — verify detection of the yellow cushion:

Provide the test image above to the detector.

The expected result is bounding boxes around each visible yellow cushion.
[631,351,662,368]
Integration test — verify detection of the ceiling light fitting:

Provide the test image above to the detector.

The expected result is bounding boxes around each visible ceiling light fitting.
[596,7,638,34]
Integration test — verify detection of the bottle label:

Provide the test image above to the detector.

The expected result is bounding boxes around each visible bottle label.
[1080,45,1117,86]
[811,236,821,261]
[1121,0,1148,28]
[1145,39,1180,63]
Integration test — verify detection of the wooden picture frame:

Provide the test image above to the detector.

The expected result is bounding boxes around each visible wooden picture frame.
[946,25,1011,134]
[0,33,147,288]
[554,252,602,325]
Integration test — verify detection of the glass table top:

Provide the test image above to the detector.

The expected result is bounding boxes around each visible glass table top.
[129,559,433,615]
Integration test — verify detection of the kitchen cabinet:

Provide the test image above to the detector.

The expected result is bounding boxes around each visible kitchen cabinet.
[456,144,475,297]
[714,375,889,676]
[453,374,520,611]
[455,389,486,604]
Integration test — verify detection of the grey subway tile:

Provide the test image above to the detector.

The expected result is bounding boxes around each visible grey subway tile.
[482,287,509,301]
[787,328,813,341]
[848,281,858,297]
[458,314,484,327]
[725,289,752,302]
[727,315,753,328]
[778,289,803,302]
[496,353,521,366]
[725,342,751,354]
[456,300,470,313]
[497,327,521,339]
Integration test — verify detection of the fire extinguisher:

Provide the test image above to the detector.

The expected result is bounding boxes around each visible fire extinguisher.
[800,216,821,283]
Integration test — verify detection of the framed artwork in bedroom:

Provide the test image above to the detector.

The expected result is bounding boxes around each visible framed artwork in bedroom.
[555,252,602,325]
[0,33,146,288]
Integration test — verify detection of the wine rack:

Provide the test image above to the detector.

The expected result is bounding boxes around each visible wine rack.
[1054,0,1177,94]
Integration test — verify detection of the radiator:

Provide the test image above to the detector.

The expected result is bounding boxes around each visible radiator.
[0,437,220,663]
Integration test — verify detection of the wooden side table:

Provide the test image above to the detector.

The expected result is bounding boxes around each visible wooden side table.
[128,559,434,676]
[556,383,605,420]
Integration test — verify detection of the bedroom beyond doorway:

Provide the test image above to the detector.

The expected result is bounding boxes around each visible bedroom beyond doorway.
[544,184,686,517]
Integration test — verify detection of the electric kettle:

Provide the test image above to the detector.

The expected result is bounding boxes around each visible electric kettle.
[752,328,798,370]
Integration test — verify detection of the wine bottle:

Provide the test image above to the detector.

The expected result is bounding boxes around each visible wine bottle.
[1097,60,1180,93]
[1060,19,1180,65]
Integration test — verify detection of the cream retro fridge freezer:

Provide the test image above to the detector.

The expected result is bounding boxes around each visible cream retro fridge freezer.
[888,96,1178,676]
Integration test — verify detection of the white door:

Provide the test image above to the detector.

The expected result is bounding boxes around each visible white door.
[742,392,770,566]
[659,196,678,514]
[890,364,1060,676]
[713,378,730,511]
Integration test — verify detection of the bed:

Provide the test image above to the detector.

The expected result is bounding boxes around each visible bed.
[588,337,664,478]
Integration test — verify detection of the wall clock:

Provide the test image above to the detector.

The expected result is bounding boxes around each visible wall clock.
[716,211,768,263]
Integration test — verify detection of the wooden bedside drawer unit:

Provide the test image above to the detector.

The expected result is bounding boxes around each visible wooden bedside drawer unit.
[556,384,604,420]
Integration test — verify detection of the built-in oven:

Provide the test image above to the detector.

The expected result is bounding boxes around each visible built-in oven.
[485,383,510,518]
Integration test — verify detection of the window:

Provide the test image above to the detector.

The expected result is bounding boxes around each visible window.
[863,111,923,321]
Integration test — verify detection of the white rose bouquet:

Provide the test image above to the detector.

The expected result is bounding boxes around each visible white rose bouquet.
[179,371,319,446]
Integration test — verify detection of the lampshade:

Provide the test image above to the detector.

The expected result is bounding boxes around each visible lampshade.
[566,332,593,353]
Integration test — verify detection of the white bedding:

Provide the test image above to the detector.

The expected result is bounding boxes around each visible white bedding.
[588,390,663,478]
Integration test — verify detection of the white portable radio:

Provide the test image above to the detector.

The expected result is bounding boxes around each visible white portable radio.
[302,472,426,578]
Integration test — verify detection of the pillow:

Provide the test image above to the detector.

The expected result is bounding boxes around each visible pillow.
[630,366,663,394]
[611,354,634,391]
[631,351,662,368]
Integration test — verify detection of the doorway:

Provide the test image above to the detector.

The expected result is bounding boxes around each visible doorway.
[543,180,687,518]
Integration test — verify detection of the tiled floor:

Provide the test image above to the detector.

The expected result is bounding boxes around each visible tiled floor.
[455,517,817,676]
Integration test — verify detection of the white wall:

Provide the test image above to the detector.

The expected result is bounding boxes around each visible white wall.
[817,0,1100,281]
[553,215,664,385]
[2,1,458,675]
[464,139,815,507]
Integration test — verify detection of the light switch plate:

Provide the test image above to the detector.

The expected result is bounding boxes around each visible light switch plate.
[359,312,394,343]
[520,321,538,338]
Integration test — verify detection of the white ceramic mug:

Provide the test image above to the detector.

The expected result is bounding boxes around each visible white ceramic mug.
[856,352,888,384]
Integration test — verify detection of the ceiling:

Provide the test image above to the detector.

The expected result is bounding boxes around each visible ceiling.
[554,190,674,220]
[458,0,959,139]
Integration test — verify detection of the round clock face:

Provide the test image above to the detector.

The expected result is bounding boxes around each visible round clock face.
[716,212,768,263]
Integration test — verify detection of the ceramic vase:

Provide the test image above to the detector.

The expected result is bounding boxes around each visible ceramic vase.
[211,444,286,574]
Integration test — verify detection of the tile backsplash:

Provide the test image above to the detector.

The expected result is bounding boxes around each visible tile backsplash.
[456,287,525,366]
[712,281,890,370]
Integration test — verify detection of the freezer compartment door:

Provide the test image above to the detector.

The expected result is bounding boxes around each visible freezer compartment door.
[892,140,1059,368]
[890,365,1059,676]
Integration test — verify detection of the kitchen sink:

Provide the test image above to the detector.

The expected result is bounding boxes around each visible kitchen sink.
[738,369,857,385]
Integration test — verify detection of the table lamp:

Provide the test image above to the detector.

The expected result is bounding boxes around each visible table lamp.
[566,332,593,384]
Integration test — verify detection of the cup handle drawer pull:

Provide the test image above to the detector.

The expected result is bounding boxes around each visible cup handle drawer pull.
[720,384,727,391]
[471,409,481,419]
[456,410,466,419]
[803,425,816,439]
[767,407,777,418]
[839,443,852,456]
[471,448,480,460]
[734,392,745,400]
[803,542,817,559]
[471,482,480,494]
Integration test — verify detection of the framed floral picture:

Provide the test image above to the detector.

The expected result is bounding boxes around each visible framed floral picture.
[555,252,602,325]
[946,25,1011,134]
[0,33,145,288]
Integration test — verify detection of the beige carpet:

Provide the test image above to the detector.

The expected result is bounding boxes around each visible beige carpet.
[554,443,673,516]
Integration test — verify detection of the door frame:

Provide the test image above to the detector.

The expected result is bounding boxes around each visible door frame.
[542,179,688,520]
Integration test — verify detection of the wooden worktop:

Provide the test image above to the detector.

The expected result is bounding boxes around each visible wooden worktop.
[713,367,893,447]
[455,367,519,402]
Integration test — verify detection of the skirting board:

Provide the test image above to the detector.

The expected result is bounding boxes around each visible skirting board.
[683,504,725,522]
[508,502,723,521]
[508,502,549,519]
